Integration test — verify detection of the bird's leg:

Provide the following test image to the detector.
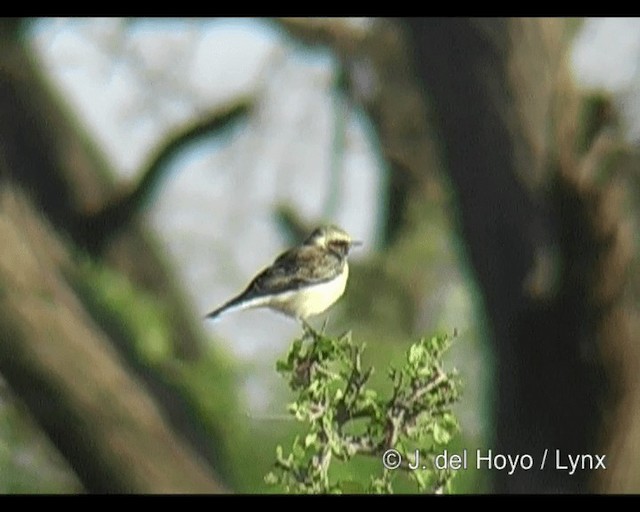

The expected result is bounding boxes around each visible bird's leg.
[320,314,330,335]
[300,318,326,343]
[301,318,314,336]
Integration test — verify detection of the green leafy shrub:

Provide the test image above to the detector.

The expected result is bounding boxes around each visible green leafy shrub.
[266,325,461,494]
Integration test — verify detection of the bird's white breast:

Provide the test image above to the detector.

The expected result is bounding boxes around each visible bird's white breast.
[267,264,349,319]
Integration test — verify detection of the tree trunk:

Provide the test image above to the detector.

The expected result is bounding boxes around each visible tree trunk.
[404,17,639,493]
[0,188,224,493]
[0,19,229,492]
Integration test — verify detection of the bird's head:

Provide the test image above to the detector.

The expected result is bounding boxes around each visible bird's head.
[304,225,362,257]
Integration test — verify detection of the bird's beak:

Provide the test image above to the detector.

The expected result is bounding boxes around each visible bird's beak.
[351,240,363,248]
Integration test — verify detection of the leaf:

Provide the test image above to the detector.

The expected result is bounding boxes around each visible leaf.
[264,472,278,485]
[291,437,305,458]
[276,359,292,373]
[408,343,425,366]
[305,433,318,448]
[432,421,451,445]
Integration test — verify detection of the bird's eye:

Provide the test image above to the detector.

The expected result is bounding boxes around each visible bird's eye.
[329,240,349,253]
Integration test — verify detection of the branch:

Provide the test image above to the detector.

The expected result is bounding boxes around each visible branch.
[83,100,252,252]
[276,18,441,246]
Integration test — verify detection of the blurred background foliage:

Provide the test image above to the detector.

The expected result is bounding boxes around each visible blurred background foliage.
[0,17,639,493]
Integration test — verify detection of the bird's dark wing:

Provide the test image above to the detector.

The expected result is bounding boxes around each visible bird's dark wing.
[241,245,343,298]
[204,245,345,320]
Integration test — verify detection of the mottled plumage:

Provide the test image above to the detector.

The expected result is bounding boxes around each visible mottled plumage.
[205,225,360,321]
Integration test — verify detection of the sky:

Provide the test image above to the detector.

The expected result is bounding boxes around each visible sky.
[571,17,640,141]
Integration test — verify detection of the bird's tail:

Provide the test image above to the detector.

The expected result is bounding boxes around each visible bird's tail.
[204,293,267,321]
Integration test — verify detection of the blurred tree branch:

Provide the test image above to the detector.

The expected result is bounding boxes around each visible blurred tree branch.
[84,101,251,253]
[276,18,445,247]
[0,187,224,493]
[0,18,237,492]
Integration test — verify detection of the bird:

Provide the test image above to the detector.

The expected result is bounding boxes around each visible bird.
[204,225,361,322]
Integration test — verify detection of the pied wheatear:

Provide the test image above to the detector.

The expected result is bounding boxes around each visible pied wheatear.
[205,225,361,322]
